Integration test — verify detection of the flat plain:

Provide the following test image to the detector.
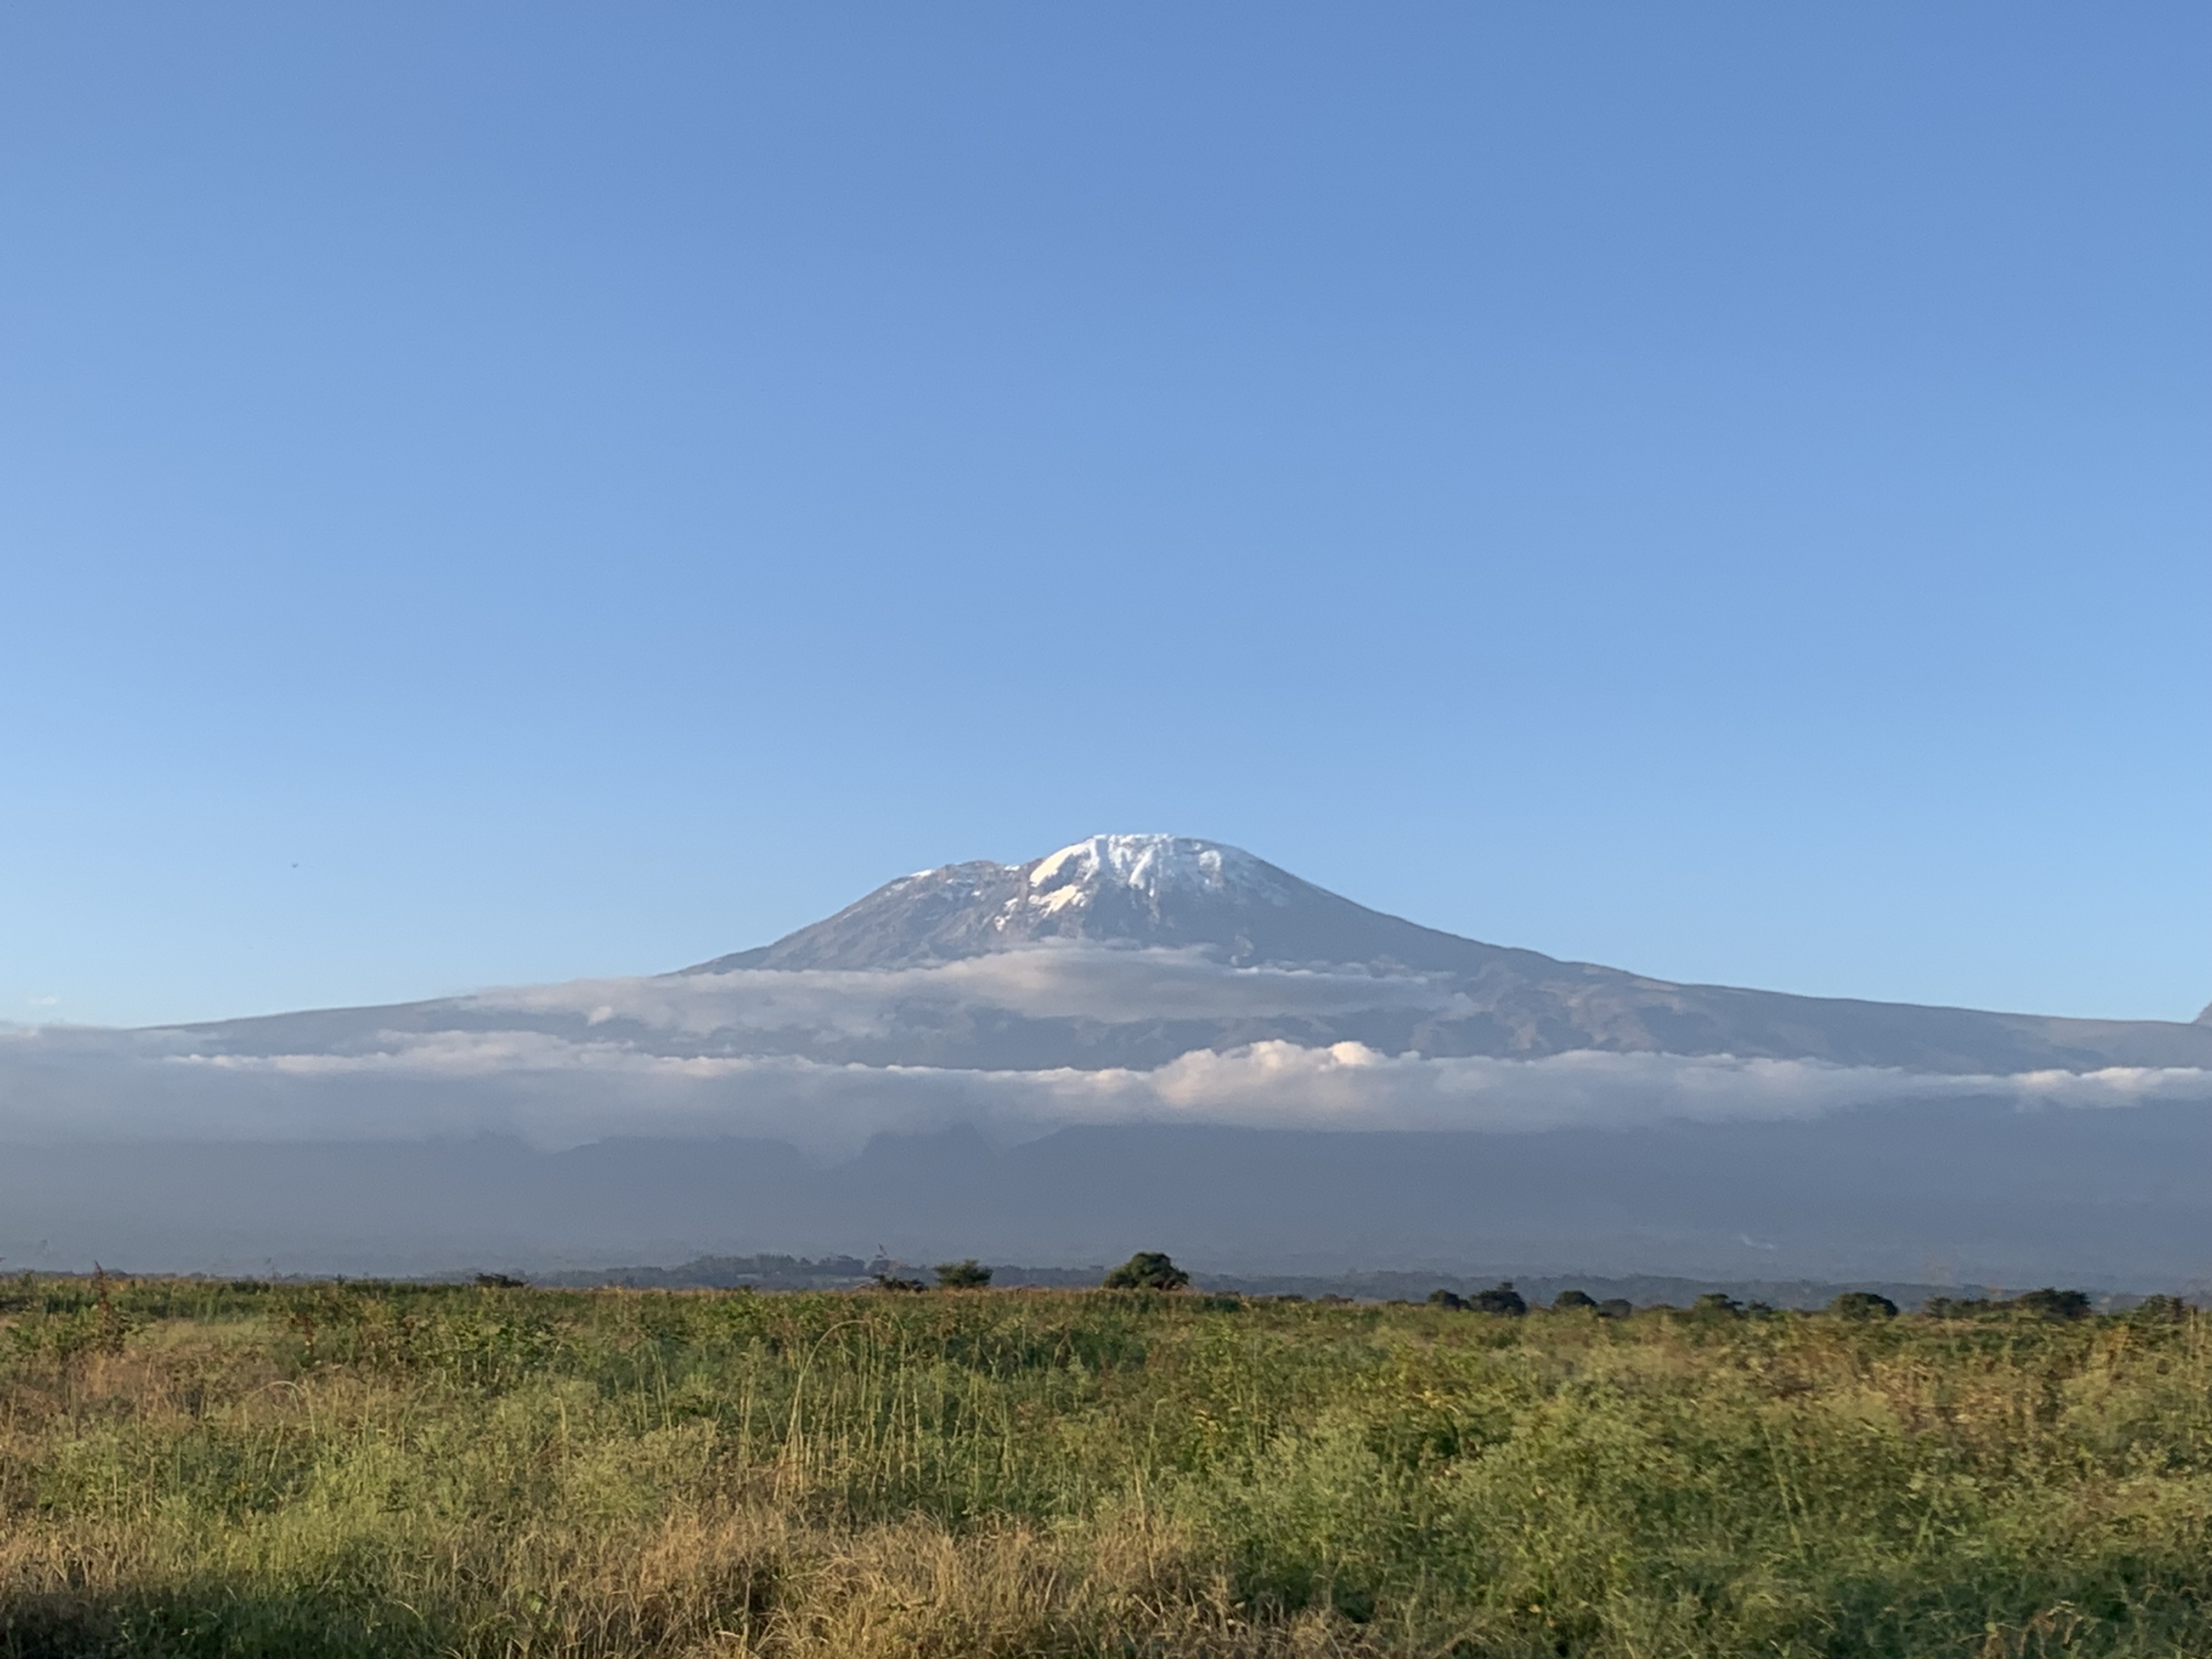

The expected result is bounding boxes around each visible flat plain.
[3,1276,2207,1657]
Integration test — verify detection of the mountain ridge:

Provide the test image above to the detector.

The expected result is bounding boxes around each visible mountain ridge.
[8,834,2210,1282]
[144,833,2212,1076]
[684,833,1578,980]
[653,833,2212,1075]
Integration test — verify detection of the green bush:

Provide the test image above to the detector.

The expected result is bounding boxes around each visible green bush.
[1466,1282,1526,1317]
[933,1259,992,1289]
[1103,1251,1189,1291]
[2010,1286,2094,1321]
[1826,1290,1899,1321]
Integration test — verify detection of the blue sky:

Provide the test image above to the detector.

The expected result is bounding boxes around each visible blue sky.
[2,3,2205,1028]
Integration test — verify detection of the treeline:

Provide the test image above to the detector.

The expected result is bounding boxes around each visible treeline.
[1419,1280,2168,1323]
[541,1256,2162,1312]
[18,1257,2182,1317]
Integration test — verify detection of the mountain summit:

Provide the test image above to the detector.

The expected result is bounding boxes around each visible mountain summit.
[10,831,2212,1281]
[676,833,2212,1075]
[153,833,2212,1079]
[687,833,1551,975]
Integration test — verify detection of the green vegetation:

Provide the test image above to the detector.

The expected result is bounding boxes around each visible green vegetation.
[1425,1283,1527,1317]
[1101,1250,1189,1291]
[1829,1291,1901,1322]
[1469,1283,1527,1318]
[931,1260,992,1290]
[1925,1288,2096,1322]
[3,1273,2210,1656]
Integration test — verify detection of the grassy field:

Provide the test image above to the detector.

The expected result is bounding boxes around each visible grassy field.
[3,1276,2209,1657]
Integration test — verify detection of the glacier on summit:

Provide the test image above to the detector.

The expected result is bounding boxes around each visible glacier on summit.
[1023,834,1299,915]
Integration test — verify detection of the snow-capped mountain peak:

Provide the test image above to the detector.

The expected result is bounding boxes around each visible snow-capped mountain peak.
[685,832,1499,973]
[1018,835,1296,920]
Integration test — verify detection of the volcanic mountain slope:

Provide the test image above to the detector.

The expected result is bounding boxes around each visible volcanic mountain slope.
[662,834,2209,1075]
[10,834,2212,1280]
[686,835,1554,975]
[155,833,2212,1075]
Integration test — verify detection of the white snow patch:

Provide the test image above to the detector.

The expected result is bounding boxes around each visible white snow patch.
[1019,834,1295,913]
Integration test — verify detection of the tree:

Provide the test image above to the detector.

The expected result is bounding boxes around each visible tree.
[2008,1287,2092,1322]
[1468,1282,1527,1317]
[934,1259,992,1289]
[1691,1293,1743,1320]
[1550,1289,1599,1312]
[1103,1252,1189,1291]
[1827,1291,1898,1321]
[1426,1288,1468,1311]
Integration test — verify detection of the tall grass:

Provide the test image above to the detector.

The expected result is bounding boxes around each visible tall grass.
[3,1276,2209,1656]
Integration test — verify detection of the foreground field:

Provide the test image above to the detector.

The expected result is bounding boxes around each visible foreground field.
[2,1278,2209,1657]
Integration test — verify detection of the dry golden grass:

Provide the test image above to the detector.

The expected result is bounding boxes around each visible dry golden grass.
[3,1277,2209,1656]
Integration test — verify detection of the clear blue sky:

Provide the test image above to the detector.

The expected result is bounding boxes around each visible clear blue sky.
[2,3,2205,1029]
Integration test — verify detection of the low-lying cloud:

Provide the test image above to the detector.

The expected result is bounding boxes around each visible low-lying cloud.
[462,945,1474,1036]
[4,1019,2207,1159]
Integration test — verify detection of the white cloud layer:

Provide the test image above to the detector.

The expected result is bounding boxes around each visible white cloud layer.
[462,945,1473,1034]
[2,1020,2207,1159]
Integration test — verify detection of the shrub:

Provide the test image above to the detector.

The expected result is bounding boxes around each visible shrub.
[1550,1289,1599,1312]
[933,1259,992,1289]
[1426,1289,1468,1311]
[1467,1282,1526,1317]
[1827,1291,1899,1321]
[1598,1297,1634,1318]
[1691,1293,1743,1319]
[1103,1251,1189,1291]
[2008,1286,2092,1321]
